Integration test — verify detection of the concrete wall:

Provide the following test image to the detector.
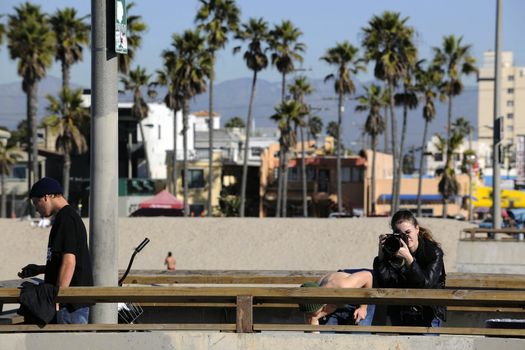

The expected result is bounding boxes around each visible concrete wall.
[456,240,525,273]
[1,332,524,350]
[0,217,473,281]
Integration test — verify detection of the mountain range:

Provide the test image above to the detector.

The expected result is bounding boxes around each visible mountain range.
[0,75,478,153]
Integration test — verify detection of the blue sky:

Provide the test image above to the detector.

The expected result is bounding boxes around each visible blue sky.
[1,0,524,87]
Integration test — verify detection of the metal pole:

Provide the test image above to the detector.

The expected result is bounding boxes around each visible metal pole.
[89,0,119,323]
[492,0,502,229]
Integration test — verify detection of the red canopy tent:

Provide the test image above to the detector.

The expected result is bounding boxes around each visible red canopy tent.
[131,190,184,217]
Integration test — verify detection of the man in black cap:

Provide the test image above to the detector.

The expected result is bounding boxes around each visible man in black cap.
[18,177,93,324]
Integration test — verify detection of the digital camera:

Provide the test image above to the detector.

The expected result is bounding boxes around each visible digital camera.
[383,232,408,258]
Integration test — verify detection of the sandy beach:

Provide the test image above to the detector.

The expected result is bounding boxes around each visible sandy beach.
[0,217,474,281]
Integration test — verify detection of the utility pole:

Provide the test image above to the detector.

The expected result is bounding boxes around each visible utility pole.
[492,0,502,230]
[89,0,119,323]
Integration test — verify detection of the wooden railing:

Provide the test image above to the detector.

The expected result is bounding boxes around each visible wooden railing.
[0,284,524,336]
[461,227,525,241]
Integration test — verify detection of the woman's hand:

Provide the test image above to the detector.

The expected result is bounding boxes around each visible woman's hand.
[396,239,414,266]
[377,234,387,259]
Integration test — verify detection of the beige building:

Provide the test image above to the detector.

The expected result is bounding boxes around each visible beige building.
[478,51,525,156]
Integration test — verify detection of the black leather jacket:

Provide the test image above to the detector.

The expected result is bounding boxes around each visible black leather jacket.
[373,237,446,323]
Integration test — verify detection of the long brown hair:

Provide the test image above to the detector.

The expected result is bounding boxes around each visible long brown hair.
[391,209,439,245]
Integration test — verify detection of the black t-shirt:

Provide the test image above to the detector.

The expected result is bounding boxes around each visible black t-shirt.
[44,205,93,310]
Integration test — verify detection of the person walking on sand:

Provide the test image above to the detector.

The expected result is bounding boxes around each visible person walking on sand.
[165,252,176,270]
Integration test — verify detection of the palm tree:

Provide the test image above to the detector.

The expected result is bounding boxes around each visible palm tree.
[0,17,5,48]
[224,116,245,129]
[0,142,20,218]
[394,63,419,211]
[308,115,323,142]
[271,100,306,217]
[157,50,182,195]
[361,11,417,214]
[196,0,240,217]
[288,76,313,217]
[432,35,476,190]
[435,131,462,218]
[414,63,441,216]
[44,88,89,200]
[121,66,156,179]
[169,29,212,216]
[321,41,365,213]
[268,20,305,217]
[233,17,269,217]
[118,1,147,74]
[7,3,55,206]
[49,7,90,90]
[355,83,385,215]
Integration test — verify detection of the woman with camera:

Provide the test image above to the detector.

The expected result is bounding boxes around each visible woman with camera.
[373,209,446,328]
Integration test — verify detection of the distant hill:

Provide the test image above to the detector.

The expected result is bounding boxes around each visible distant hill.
[0,75,477,153]
[0,76,81,130]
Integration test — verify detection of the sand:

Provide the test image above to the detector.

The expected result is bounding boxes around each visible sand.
[0,217,474,281]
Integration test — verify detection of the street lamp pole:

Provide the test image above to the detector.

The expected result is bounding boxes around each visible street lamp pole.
[492,0,502,229]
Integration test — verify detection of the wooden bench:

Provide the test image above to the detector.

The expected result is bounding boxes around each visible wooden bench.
[0,286,524,336]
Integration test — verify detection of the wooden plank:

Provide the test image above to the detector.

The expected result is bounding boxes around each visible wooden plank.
[254,324,525,337]
[120,270,525,290]
[0,311,24,325]
[1,287,525,308]
[0,323,236,333]
[236,296,253,333]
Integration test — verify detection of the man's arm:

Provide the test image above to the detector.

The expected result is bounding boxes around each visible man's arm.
[57,253,76,288]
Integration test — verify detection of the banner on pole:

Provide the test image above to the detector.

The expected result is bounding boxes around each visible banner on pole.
[517,135,525,186]
[115,0,128,54]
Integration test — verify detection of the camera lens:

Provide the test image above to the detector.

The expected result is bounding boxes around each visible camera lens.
[383,235,401,256]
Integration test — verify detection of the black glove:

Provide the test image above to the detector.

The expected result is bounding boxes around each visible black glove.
[18,264,43,278]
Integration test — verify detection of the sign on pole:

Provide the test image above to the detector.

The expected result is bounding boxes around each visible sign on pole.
[517,135,525,186]
[115,0,128,54]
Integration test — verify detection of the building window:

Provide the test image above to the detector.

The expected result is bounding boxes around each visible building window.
[507,100,514,107]
[508,75,515,82]
[351,167,363,182]
[182,169,205,188]
[251,147,262,157]
[507,125,514,132]
[342,167,351,182]
[306,167,316,181]
[288,167,300,182]
[434,153,443,162]
[507,88,515,94]
[507,113,514,120]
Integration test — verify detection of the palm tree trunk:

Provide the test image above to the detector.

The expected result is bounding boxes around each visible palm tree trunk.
[183,101,189,217]
[275,145,283,217]
[396,92,409,213]
[301,125,307,217]
[371,135,377,216]
[416,120,429,217]
[383,104,389,153]
[240,70,258,217]
[62,147,71,201]
[138,121,151,178]
[62,62,70,91]
[207,65,215,217]
[388,82,398,214]
[282,141,289,218]
[26,82,38,217]
[337,92,343,213]
[275,71,288,218]
[1,173,5,218]
[446,90,452,167]
[172,107,178,196]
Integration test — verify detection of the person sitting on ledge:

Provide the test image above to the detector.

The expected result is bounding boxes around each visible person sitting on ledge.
[299,269,373,327]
